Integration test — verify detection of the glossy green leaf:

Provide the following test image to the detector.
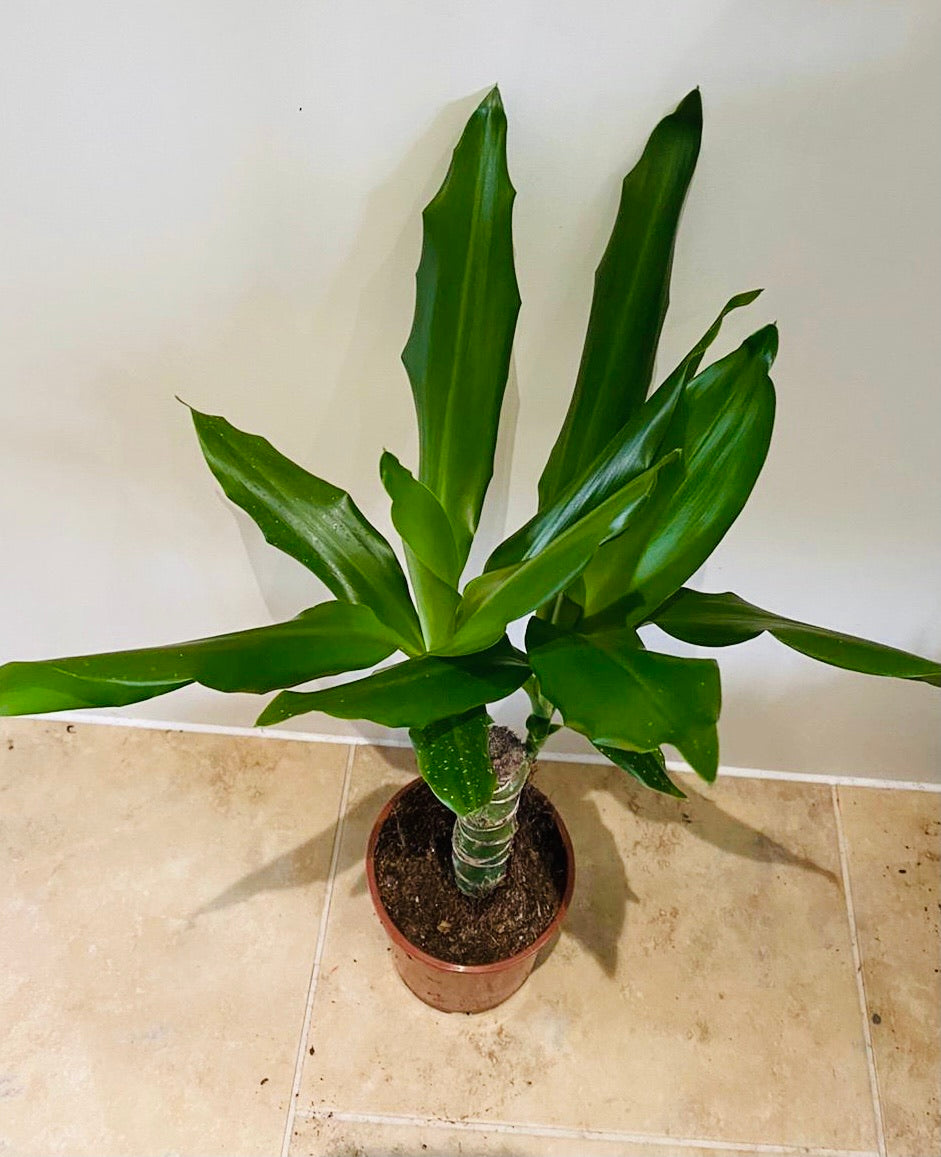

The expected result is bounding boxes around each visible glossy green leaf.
[525,713,561,752]
[256,636,529,729]
[410,707,496,815]
[380,451,460,585]
[652,588,941,687]
[187,406,424,653]
[402,86,521,565]
[594,743,686,798]
[526,618,721,781]
[538,90,702,508]
[504,289,759,579]
[580,325,778,627]
[380,450,460,649]
[492,290,762,575]
[486,372,684,574]
[668,288,763,387]
[446,451,680,656]
[0,602,400,716]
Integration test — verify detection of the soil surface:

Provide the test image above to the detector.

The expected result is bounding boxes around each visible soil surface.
[373,777,568,967]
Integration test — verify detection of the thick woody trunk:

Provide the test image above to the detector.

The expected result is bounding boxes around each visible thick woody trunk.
[451,726,531,898]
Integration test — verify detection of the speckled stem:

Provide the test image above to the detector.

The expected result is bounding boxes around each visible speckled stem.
[451,754,531,898]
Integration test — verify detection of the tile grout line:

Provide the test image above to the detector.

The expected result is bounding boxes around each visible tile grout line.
[23,711,941,792]
[297,1107,877,1157]
[279,743,356,1157]
[831,784,887,1157]
[5,713,903,1157]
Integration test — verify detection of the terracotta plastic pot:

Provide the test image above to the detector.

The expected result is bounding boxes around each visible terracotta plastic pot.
[365,778,575,1014]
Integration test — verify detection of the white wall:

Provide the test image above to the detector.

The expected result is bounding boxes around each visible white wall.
[2,1,939,781]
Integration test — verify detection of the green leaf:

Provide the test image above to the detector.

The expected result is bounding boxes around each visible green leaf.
[667,288,764,387]
[410,708,496,815]
[187,406,424,654]
[446,451,680,656]
[594,743,686,798]
[526,618,721,781]
[580,325,778,627]
[0,602,400,716]
[380,451,460,585]
[402,86,521,565]
[538,90,702,508]
[487,371,684,574]
[380,450,460,649]
[525,713,561,751]
[652,588,941,687]
[256,636,530,729]
[498,289,763,577]
[487,291,762,580]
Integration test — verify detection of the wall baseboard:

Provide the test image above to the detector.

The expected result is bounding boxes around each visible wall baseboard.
[22,710,940,794]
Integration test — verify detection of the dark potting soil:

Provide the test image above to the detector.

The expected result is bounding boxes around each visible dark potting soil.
[372,776,569,967]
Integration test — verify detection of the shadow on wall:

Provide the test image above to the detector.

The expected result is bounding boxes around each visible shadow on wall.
[217,88,521,630]
[658,6,941,778]
[708,643,941,779]
[28,21,936,776]
[232,18,939,773]
[192,746,838,979]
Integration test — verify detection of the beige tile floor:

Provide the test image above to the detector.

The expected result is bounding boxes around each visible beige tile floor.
[0,718,937,1157]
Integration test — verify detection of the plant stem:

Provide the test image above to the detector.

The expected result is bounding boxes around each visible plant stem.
[451,742,531,899]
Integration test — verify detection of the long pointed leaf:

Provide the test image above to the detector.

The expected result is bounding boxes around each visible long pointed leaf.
[380,451,460,585]
[486,289,762,578]
[0,602,400,716]
[187,406,423,653]
[526,618,721,781]
[411,708,495,815]
[487,371,684,574]
[652,588,941,687]
[256,637,529,729]
[402,87,520,564]
[445,451,680,656]
[538,90,702,508]
[594,743,686,798]
[671,288,763,385]
[581,325,778,627]
[380,450,460,649]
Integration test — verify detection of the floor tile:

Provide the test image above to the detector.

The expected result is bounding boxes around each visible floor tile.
[0,718,349,1156]
[838,786,941,1157]
[291,1111,792,1156]
[296,746,876,1152]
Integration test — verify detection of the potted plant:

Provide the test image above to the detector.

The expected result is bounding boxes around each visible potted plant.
[2,88,938,1013]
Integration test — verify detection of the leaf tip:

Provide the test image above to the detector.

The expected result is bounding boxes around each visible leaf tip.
[746,323,779,368]
[675,87,703,126]
[255,698,287,728]
[480,84,504,112]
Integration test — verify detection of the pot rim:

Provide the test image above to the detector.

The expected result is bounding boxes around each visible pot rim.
[365,776,575,976]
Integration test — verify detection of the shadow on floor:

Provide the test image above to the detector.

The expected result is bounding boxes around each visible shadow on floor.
[190,785,392,919]
[535,764,840,977]
[193,752,838,981]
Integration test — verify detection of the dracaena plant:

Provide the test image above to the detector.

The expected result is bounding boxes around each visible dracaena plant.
[2,89,938,900]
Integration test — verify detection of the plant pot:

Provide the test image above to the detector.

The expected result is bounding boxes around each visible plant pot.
[365,778,575,1014]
